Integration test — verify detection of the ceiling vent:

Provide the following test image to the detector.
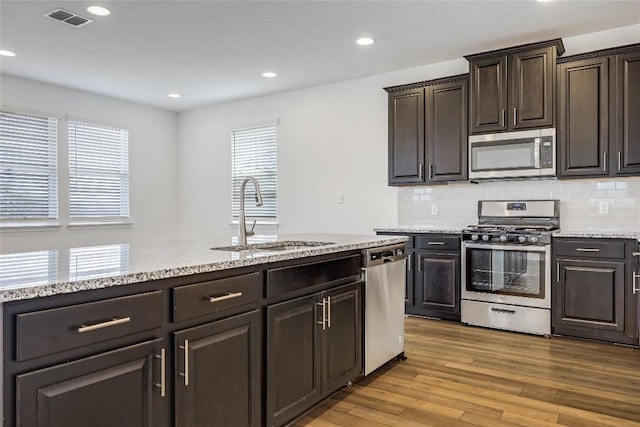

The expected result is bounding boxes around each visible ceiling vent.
[45,8,93,27]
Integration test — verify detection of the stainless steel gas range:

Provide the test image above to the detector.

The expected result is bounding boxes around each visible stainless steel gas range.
[461,200,559,336]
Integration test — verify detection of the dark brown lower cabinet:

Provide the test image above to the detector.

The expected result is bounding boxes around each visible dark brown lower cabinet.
[16,338,163,427]
[265,282,362,427]
[414,251,461,321]
[174,310,261,427]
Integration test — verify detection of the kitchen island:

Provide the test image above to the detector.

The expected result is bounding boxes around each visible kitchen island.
[0,233,407,427]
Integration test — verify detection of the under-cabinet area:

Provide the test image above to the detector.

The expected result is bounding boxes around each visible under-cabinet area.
[1,235,405,427]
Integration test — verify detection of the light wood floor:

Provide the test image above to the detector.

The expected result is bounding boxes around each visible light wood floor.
[291,316,640,427]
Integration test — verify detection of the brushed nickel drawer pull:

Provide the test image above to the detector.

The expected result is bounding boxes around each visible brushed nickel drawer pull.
[327,296,331,328]
[179,340,189,386]
[77,316,131,333]
[632,252,640,257]
[427,242,446,245]
[513,108,517,126]
[419,164,424,180]
[576,248,600,252]
[618,151,622,171]
[556,262,560,283]
[603,152,607,172]
[209,292,242,303]
[155,348,166,397]
[633,273,639,295]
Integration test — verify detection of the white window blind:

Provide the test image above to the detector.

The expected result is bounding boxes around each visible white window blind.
[231,124,277,219]
[69,244,129,281]
[0,250,58,288]
[69,121,129,220]
[0,110,58,220]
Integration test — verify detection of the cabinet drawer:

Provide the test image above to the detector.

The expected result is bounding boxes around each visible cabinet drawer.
[172,272,261,322]
[16,291,162,362]
[266,255,361,299]
[554,240,625,259]
[415,235,460,251]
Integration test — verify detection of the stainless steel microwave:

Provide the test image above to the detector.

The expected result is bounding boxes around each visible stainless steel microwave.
[469,128,556,180]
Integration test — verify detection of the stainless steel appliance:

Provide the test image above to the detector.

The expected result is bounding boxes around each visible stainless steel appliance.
[469,128,556,180]
[361,244,406,375]
[461,200,559,336]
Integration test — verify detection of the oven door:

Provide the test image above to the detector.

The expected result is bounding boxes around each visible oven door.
[461,242,551,309]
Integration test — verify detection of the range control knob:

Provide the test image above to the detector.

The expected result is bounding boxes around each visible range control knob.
[518,236,527,243]
[482,235,490,241]
[529,236,539,243]
[471,234,479,241]
[499,235,508,242]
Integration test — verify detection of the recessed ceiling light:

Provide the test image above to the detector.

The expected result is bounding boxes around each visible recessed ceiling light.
[87,6,111,16]
[168,93,181,98]
[262,72,277,78]
[0,50,16,57]
[356,37,375,46]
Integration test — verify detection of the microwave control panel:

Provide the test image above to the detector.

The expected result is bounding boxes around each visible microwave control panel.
[541,139,553,168]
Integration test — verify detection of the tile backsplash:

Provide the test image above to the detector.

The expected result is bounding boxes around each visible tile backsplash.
[398,178,640,231]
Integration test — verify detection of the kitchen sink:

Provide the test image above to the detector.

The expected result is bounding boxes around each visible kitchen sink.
[210,240,334,252]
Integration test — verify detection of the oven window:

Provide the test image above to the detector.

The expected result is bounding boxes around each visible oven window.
[466,247,545,298]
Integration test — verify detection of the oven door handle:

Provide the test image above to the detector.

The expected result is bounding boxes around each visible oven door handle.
[462,242,547,252]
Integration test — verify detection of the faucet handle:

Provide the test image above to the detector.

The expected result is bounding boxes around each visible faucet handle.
[246,220,257,237]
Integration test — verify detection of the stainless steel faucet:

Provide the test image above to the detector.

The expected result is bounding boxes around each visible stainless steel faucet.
[238,176,264,246]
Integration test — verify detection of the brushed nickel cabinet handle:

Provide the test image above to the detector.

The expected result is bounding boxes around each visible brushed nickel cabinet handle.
[209,292,242,303]
[603,152,607,172]
[179,340,189,386]
[632,252,640,257]
[428,164,433,180]
[618,151,622,171]
[419,164,424,180]
[513,108,517,127]
[633,273,639,295]
[501,109,506,127]
[427,242,446,245]
[317,299,326,330]
[556,262,560,283]
[77,316,131,333]
[576,248,600,252]
[327,296,331,328]
[155,348,166,397]
[407,255,412,271]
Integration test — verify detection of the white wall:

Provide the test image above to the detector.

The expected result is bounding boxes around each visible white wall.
[0,75,180,252]
[178,58,468,240]
[177,24,640,240]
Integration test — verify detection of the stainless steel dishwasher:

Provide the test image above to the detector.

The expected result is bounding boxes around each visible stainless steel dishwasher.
[361,243,407,375]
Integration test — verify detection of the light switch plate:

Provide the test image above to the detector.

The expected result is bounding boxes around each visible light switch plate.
[431,204,438,215]
[598,200,610,215]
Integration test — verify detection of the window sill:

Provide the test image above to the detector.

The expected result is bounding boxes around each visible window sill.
[68,221,133,230]
[0,222,63,232]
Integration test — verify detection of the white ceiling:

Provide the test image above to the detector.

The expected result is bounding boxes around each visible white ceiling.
[1,1,639,112]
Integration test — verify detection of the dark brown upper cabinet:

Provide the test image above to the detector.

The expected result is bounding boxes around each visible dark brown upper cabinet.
[385,75,468,186]
[465,39,564,134]
[557,43,640,178]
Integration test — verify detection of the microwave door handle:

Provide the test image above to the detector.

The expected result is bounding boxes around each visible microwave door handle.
[534,139,540,169]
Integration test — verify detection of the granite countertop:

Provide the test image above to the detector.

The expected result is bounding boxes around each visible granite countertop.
[375,226,464,234]
[0,233,408,303]
[552,231,640,242]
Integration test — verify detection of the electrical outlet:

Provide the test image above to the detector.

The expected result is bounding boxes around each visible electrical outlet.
[598,200,610,215]
[431,204,438,215]
[337,193,344,204]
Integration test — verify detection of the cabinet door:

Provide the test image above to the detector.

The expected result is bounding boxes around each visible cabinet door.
[266,294,321,427]
[321,282,362,394]
[16,339,163,427]
[511,47,555,129]
[388,89,425,185]
[553,259,626,343]
[415,252,460,320]
[426,78,468,182]
[558,57,610,177]
[616,51,640,175]
[174,310,261,427]
[469,56,508,134]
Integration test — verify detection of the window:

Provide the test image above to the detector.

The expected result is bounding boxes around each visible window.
[69,121,129,220]
[231,124,277,220]
[0,110,58,220]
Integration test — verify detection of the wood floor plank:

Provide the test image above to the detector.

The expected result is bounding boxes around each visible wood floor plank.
[289,317,640,427]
